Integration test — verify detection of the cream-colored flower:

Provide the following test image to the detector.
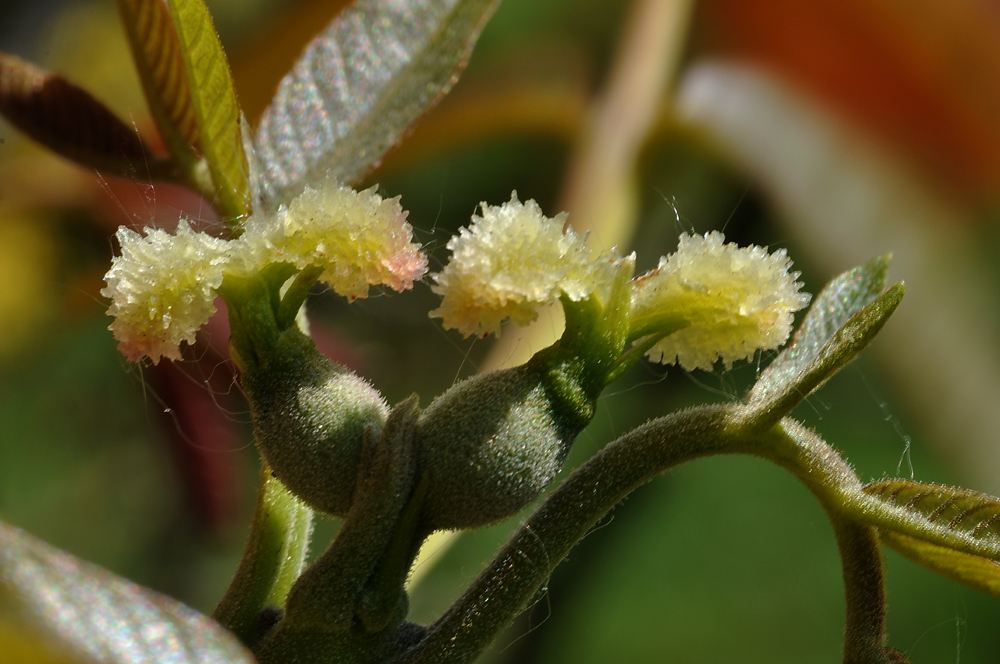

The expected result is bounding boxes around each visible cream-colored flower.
[240,181,427,300]
[102,220,230,363]
[429,192,604,337]
[103,174,427,362]
[632,231,810,371]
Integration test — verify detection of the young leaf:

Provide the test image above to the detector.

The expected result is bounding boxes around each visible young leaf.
[860,479,1000,560]
[117,0,200,169]
[167,0,249,221]
[745,255,902,425]
[0,521,255,664]
[0,52,167,179]
[879,529,1000,598]
[254,0,501,204]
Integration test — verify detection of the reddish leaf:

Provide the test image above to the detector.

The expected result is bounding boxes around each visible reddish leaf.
[0,52,161,177]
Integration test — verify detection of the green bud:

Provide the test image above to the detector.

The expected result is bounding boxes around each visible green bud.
[243,329,389,517]
[221,267,389,517]
[414,258,636,531]
[416,343,598,531]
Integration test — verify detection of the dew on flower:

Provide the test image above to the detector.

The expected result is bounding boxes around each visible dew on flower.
[429,192,606,337]
[631,231,811,371]
[102,174,428,362]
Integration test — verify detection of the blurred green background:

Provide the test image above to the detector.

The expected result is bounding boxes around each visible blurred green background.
[3,0,1000,661]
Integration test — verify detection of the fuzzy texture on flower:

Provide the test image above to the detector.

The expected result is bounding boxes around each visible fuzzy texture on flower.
[632,231,810,371]
[430,192,604,337]
[102,175,427,363]
[101,220,230,364]
[240,181,427,300]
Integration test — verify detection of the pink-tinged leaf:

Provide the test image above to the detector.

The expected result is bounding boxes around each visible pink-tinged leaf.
[0,52,162,178]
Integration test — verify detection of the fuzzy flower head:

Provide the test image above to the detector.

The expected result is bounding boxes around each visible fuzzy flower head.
[429,192,606,337]
[102,175,427,363]
[240,182,427,300]
[101,220,230,363]
[631,231,811,371]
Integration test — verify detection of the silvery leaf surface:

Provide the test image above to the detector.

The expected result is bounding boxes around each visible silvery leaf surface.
[0,520,254,664]
[254,0,500,205]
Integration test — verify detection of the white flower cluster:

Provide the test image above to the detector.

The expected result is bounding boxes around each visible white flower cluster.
[102,177,427,363]
[631,231,811,371]
[428,193,611,337]
[430,195,809,371]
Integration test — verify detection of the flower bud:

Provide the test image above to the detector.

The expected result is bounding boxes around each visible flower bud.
[242,328,389,517]
[222,271,389,517]
[415,344,597,531]
[418,251,635,531]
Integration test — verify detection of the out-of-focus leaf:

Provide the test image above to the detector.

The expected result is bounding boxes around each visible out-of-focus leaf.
[254,0,501,204]
[0,520,255,664]
[695,0,1000,200]
[861,479,1000,561]
[879,529,1000,598]
[747,255,891,408]
[0,620,89,664]
[117,0,200,168]
[167,0,248,221]
[0,52,162,179]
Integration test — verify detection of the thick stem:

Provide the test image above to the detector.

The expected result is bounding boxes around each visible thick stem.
[830,518,892,664]
[392,405,895,664]
[390,404,741,664]
[213,464,314,646]
[757,421,894,663]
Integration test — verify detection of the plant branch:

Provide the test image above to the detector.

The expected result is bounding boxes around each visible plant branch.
[393,404,906,663]
[213,464,314,646]
[757,421,898,663]
[390,403,744,664]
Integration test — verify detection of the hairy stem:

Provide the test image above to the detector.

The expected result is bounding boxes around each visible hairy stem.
[213,464,314,646]
[392,405,895,663]
[391,404,740,663]
[758,421,893,663]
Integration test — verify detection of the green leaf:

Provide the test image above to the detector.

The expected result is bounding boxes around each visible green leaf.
[746,255,902,424]
[0,51,171,180]
[167,0,249,221]
[254,0,501,204]
[0,521,255,664]
[879,529,1000,598]
[117,0,201,173]
[858,479,1000,561]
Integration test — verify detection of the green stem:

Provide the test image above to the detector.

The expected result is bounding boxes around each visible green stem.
[390,404,740,664]
[757,421,893,663]
[390,405,895,663]
[829,517,894,664]
[213,463,314,646]
[277,266,324,330]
